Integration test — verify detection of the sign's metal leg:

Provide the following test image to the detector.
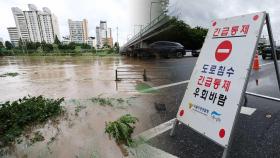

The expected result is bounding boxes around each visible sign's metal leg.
[266,13,280,92]
[170,119,178,136]
[222,147,228,158]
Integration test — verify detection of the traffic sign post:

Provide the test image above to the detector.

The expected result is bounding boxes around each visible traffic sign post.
[171,12,280,158]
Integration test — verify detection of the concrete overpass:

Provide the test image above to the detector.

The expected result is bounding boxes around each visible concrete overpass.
[121,13,174,55]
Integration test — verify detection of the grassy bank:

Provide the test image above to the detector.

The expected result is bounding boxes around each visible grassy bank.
[0,96,64,148]
[0,50,120,57]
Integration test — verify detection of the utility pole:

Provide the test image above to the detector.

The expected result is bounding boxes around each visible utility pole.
[116,26,119,43]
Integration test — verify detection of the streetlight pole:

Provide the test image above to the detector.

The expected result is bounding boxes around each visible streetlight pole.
[116,27,119,44]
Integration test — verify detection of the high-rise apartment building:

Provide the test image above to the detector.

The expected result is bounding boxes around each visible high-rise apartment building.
[68,19,88,43]
[11,7,30,41]
[23,4,41,42]
[96,21,113,48]
[7,4,60,46]
[7,27,20,46]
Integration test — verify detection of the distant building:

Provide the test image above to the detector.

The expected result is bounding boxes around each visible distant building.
[96,26,100,47]
[39,7,60,43]
[68,19,88,43]
[96,21,113,48]
[86,37,96,48]
[11,7,30,41]
[62,36,71,45]
[8,4,60,45]
[7,27,20,46]
[0,37,3,44]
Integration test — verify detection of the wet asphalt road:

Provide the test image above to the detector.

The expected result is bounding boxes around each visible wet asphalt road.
[144,55,280,158]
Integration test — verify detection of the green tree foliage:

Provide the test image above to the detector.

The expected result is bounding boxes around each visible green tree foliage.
[149,18,208,50]
[103,42,111,49]
[80,43,91,49]
[41,41,53,52]
[58,42,91,50]
[114,42,120,53]
[26,41,41,50]
[18,38,23,49]
[5,41,14,50]
[68,42,76,50]
[0,96,64,147]
[105,114,138,146]
[0,42,4,48]
[54,35,61,45]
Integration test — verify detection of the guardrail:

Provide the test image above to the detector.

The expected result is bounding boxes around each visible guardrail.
[124,12,169,47]
[115,69,147,81]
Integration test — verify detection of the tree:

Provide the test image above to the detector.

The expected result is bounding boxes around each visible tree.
[103,42,110,49]
[148,17,207,50]
[81,43,91,49]
[68,42,76,50]
[54,35,61,45]
[41,41,53,52]
[114,42,120,53]
[5,41,14,50]
[0,42,4,48]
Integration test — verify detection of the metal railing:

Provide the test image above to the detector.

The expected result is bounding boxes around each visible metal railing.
[115,69,147,81]
[124,12,169,47]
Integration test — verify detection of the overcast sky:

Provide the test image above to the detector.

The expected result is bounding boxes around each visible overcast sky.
[169,0,280,43]
[1,0,280,45]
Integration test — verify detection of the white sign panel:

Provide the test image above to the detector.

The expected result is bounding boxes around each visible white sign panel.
[177,12,266,147]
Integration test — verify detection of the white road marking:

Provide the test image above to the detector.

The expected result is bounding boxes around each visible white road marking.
[129,106,255,157]
[127,144,178,158]
[141,80,189,92]
[240,106,256,115]
[128,119,177,158]
[138,107,256,140]
[134,118,175,141]
[135,108,255,144]
[260,61,280,67]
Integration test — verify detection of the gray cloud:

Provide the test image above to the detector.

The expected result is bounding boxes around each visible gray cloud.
[169,0,280,43]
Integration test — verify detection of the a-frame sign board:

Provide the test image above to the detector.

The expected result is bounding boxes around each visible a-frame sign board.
[171,12,280,158]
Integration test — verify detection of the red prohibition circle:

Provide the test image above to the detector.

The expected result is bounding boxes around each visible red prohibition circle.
[219,128,225,138]
[179,109,184,116]
[215,40,232,62]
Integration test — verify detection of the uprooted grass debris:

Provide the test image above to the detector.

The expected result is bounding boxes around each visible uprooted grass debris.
[30,131,45,145]
[105,114,138,147]
[90,96,130,107]
[0,72,19,77]
[0,95,64,148]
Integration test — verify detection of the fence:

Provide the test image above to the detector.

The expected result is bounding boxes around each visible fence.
[115,68,147,81]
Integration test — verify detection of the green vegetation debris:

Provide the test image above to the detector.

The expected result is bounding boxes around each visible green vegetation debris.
[0,95,64,148]
[0,72,19,77]
[75,105,87,116]
[105,114,138,146]
[91,97,114,106]
[30,131,45,144]
[90,96,129,107]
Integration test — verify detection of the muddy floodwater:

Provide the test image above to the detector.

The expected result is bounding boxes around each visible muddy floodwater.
[0,56,140,101]
[0,56,175,158]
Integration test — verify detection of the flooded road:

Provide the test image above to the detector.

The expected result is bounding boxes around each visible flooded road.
[0,56,189,158]
[0,56,173,102]
[3,55,279,157]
